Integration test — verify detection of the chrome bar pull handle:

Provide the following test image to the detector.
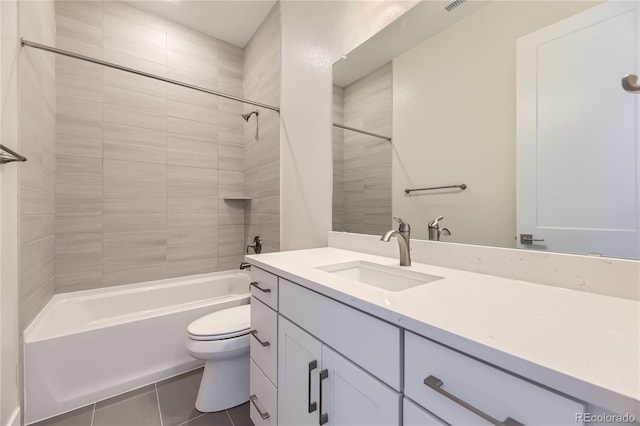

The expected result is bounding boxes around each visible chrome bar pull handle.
[249,394,270,420]
[519,234,544,245]
[250,330,270,347]
[319,369,329,425]
[423,375,524,426]
[308,360,318,413]
[250,281,271,293]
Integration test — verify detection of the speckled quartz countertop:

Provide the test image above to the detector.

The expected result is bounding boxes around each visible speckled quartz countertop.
[246,247,640,417]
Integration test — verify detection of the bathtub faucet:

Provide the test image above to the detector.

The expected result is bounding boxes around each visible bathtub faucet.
[239,262,251,270]
[247,236,262,254]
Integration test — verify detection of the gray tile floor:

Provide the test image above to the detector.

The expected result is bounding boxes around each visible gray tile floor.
[32,368,253,426]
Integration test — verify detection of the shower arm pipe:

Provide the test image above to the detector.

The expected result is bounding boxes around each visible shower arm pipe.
[20,39,280,113]
[332,123,392,142]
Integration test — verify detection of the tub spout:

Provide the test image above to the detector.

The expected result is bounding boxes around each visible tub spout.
[239,262,251,270]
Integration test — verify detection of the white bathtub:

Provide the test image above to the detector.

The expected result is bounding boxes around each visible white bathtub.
[23,270,251,424]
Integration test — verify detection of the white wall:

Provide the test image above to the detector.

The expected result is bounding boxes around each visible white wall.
[0,1,20,423]
[392,1,600,247]
[279,0,418,250]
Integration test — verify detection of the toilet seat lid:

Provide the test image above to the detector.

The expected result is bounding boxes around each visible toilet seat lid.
[188,304,250,340]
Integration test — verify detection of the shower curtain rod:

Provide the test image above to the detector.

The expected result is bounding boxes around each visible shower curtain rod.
[332,123,392,142]
[21,39,280,113]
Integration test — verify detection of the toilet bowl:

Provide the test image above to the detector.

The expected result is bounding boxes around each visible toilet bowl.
[186,304,251,412]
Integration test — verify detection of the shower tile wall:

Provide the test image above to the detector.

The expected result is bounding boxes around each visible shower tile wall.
[243,3,281,253]
[55,1,247,291]
[334,62,392,236]
[19,0,57,329]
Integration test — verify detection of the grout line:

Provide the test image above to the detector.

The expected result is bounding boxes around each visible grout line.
[225,410,236,426]
[90,403,96,426]
[175,412,206,426]
[155,383,164,426]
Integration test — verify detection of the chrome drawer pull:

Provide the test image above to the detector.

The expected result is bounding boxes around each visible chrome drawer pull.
[250,330,270,347]
[250,281,271,293]
[423,375,524,426]
[308,360,318,413]
[250,394,270,420]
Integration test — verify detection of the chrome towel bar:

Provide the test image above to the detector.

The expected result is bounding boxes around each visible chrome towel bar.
[0,144,27,165]
[332,123,392,142]
[405,184,467,194]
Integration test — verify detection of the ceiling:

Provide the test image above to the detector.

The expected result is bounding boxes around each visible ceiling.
[123,0,277,48]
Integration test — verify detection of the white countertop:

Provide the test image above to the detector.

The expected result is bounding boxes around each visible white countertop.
[246,247,640,417]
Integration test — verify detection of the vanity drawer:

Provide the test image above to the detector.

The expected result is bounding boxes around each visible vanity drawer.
[250,359,277,426]
[404,331,585,426]
[403,398,448,426]
[279,278,401,390]
[250,296,277,385]
[250,267,278,309]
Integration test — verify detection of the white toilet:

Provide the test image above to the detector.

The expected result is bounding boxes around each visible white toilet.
[186,304,251,412]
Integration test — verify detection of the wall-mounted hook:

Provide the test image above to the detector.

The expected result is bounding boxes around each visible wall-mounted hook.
[621,74,640,93]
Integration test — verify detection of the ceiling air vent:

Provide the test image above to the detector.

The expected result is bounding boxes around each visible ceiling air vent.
[445,0,468,12]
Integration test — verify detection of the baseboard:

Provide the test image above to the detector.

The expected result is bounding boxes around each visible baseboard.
[6,407,20,426]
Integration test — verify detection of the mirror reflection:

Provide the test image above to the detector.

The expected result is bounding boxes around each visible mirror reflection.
[332,0,640,259]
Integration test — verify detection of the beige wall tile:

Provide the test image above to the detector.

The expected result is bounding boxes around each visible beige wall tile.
[56,134,102,158]
[167,243,217,262]
[102,262,168,287]
[168,197,217,215]
[168,166,217,198]
[103,195,167,215]
[103,103,167,132]
[56,155,102,177]
[103,231,167,266]
[21,215,55,245]
[20,236,55,276]
[103,122,167,149]
[56,194,102,216]
[104,140,167,165]
[56,215,103,234]
[56,175,102,196]
[21,186,55,216]
[56,269,103,293]
[51,0,280,295]
[103,214,167,233]
[103,159,167,196]
[167,259,217,278]
[167,100,218,125]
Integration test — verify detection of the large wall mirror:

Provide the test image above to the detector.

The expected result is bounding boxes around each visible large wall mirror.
[332,0,640,260]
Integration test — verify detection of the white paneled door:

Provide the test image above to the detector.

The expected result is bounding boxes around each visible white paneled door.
[517,1,640,259]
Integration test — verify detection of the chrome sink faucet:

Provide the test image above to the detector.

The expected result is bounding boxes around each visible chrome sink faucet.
[381,217,411,266]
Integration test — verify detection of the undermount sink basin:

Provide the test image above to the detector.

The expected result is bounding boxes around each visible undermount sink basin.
[317,260,443,292]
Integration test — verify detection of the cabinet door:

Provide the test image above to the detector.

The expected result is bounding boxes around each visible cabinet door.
[278,317,322,426]
[403,398,448,426]
[321,345,401,426]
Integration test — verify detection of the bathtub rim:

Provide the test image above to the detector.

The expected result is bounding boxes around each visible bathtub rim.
[24,269,251,343]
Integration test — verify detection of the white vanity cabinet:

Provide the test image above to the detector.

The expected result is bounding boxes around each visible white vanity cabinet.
[247,260,603,426]
[249,267,279,426]
[404,331,586,426]
[278,317,401,426]
[277,278,402,425]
